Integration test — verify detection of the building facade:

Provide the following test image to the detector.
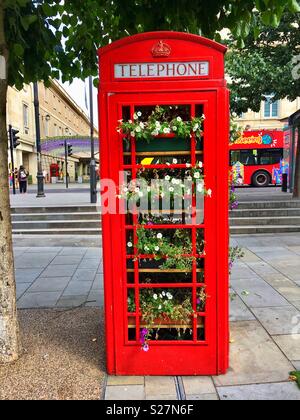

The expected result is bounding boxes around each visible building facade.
[237,96,300,130]
[7,80,95,184]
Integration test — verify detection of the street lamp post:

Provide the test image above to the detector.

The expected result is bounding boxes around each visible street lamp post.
[33,82,46,198]
[89,76,97,204]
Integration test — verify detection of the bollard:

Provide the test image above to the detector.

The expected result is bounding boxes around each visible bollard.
[282,173,288,192]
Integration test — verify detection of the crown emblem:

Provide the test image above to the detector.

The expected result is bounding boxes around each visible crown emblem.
[151,40,171,57]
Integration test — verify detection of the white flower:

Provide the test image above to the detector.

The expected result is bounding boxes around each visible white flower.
[173,159,178,164]
[193,123,199,132]
[139,122,145,129]
[147,186,151,192]
[177,117,182,122]
[118,119,123,123]
[187,176,192,182]
[144,246,149,252]
[169,187,174,193]
[167,293,173,300]
[157,233,163,239]
[131,131,136,137]
[155,246,160,252]
[172,126,177,131]
[163,127,171,134]
[127,242,133,248]
[194,172,200,179]
[155,121,161,128]
[186,163,192,168]
[135,126,142,133]
[153,294,158,300]
[202,114,206,120]
[158,305,162,310]
[138,191,144,198]
[171,178,177,185]
[165,175,171,181]
[117,128,122,133]
[151,130,159,136]
[134,187,140,193]
[161,192,165,198]
[128,120,133,124]
[137,111,142,117]
[133,113,138,120]
[198,161,203,168]
[162,291,166,297]
[197,183,204,193]
[123,187,128,193]
[175,179,181,185]
[166,162,171,166]
[207,189,212,197]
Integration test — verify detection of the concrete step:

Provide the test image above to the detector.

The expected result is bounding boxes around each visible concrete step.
[230,216,300,226]
[12,228,102,236]
[237,201,300,210]
[11,205,98,214]
[230,208,300,218]
[12,220,101,230]
[11,212,101,222]
[231,225,300,235]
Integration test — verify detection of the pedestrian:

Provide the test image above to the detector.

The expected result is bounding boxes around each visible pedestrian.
[14,167,19,189]
[18,165,28,194]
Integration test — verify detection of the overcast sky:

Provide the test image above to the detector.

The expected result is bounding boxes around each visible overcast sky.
[62,78,99,130]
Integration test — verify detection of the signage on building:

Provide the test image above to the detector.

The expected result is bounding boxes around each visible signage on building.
[114,61,210,79]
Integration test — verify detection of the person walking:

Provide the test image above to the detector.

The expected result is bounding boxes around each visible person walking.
[18,165,28,194]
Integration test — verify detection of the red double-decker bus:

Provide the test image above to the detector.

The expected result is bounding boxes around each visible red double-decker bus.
[229,130,286,187]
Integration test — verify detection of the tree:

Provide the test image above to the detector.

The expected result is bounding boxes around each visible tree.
[1,0,300,363]
[226,6,300,197]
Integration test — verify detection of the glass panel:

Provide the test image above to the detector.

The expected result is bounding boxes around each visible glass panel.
[197,317,206,341]
[139,271,193,284]
[139,287,194,341]
[126,230,134,255]
[127,288,136,313]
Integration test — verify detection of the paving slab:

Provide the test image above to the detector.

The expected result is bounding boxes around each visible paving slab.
[40,264,78,278]
[85,291,104,307]
[92,274,104,290]
[213,321,294,387]
[78,259,100,270]
[182,376,216,396]
[56,295,88,308]
[62,281,93,296]
[27,277,71,293]
[85,249,102,259]
[24,247,62,254]
[186,393,219,400]
[15,253,57,269]
[292,361,300,370]
[230,294,256,322]
[231,277,289,308]
[145,376,177,398]
[251,306,300,335]
[217,382,300,400]
[107,376,145,386]
[105,385,145,400]
[18,291,62,309]
[58,247,88,256]
[291,301,300,310]
[50,255,83,266]
[273,335,300,361]
[72,268,98,282]
[15,268,45,283]
[16,283,31,299]
[239,249,262,263]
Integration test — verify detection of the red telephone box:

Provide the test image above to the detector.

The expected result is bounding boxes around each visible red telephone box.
[98,32,229,376]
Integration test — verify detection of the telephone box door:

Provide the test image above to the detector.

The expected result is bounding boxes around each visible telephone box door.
[102,89,227,376]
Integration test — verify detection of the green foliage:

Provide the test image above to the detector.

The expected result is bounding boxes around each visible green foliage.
[118,106,204,143]
[226,4,300,114]
[3,1,300,88]
[136,227,205,271]
[289,371,300,389]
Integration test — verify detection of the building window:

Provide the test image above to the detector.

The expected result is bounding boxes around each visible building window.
[44,118,49,137]
[23,103,29,130]
[264,96,279,118]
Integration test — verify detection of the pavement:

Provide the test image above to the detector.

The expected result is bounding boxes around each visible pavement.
[13,233,300,400]
[236,186,293,202]
[10,182,101,207]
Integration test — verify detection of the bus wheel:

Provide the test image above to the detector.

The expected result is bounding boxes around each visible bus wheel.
[252,171,271,187]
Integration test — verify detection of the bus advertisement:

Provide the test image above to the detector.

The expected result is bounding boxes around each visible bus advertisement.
[229,130,288,187]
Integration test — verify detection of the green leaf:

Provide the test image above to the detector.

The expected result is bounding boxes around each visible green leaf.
[13,43,24,56]
[288,0,300,13]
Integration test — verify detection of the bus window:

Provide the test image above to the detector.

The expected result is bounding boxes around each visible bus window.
[230,150,240,166]
[258,149,283,165]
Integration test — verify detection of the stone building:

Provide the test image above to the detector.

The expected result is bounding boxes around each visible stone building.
[7,80,96,184]
[237,96,300,130]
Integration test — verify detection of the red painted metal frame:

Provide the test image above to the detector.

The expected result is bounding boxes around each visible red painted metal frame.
[98,32,229,376]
